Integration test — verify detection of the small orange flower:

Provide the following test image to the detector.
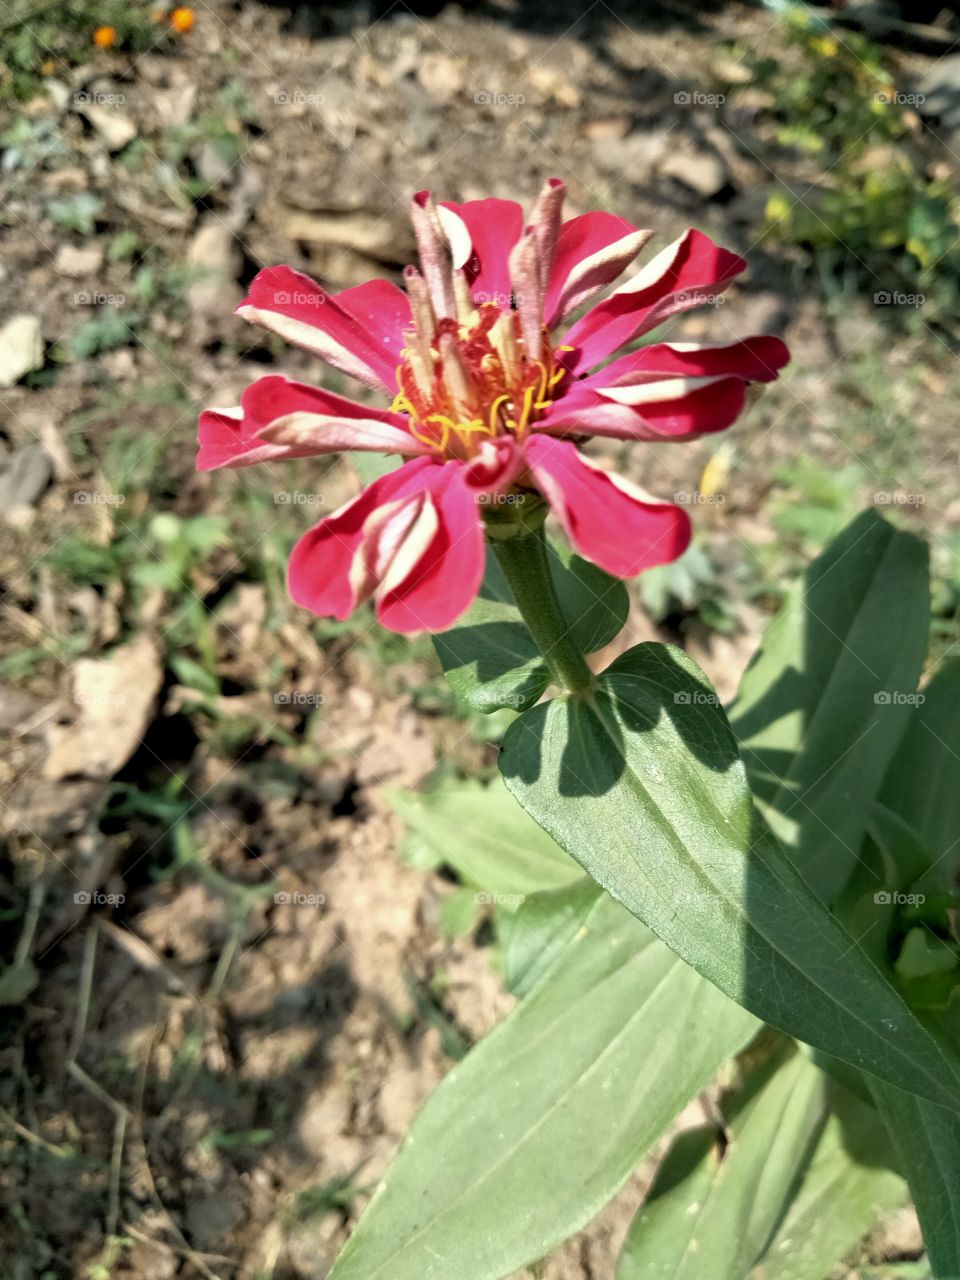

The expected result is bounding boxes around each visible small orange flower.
[170,7,195,32]
[93,25,117,48]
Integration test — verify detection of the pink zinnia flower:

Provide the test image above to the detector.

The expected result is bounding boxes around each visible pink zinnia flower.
[198,181,788,633]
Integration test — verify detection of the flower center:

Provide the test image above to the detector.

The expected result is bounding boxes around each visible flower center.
[391,302,566,461]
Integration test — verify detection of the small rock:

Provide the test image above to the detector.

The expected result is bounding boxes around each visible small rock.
[869,1205,923,1261]
[0,684,45,734]
[194,139,234,188]
[45,634,163,780]
[528,65,581,107]
[593,129,670,180]
[417,51,465,104]
[186,221,242,321]
[661,150,731,199]
[585,117,631,141]
[54,242,104,278]
[917,54,960,131]
[78,102,136,152]
[0,315,44,388]
[0,444,52,516]
[45,79,71,111]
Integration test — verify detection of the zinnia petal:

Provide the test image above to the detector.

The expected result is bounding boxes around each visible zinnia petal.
[539,378,746,441]
[539,336,789,441]
[562,229,747,373]
[544,212,653,328]
[236,267,410,391]
[524,436,691,577]
[438,198,525,307]
[197,376,427,471]
[288,459,485,633]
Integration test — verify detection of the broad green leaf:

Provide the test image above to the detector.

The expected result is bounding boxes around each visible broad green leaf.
[881,660,960,893]
[729,510,929,904]
[389,776,579,901]
[433,542,628,714]
[870,1081,960,1280]
[328,892,757,1280]
[499,641,960,1109]
[617,1044,825,1280]
[501,878,600,997]
[751,1077,905,1280]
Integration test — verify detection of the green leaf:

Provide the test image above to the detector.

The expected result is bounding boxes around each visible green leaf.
[870,1082,960,1280]
[0,960,39,1005]
[729,510,929,904]
[501,878,600,997]
[437,886,481,939]
[752,1078,905,1280]
[499,641,960,1109]
[617,1043,824,1280]
[619,1039,844,1280]
[389,776,580,902]
[433,541,628,714]
[328,891,757,1280]
[619,1043,904,1280]
[881,660,960,892]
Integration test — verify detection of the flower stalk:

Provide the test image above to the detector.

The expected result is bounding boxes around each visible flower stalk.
[492,523,595,696]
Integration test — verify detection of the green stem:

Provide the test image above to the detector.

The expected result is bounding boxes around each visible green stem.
[492,525,595,695]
